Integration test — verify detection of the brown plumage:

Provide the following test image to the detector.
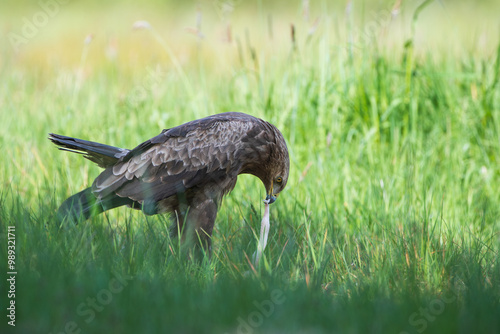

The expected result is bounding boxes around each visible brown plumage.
[50,112,289,251]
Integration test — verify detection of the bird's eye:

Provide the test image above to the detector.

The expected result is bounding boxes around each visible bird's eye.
[276,177,282,183]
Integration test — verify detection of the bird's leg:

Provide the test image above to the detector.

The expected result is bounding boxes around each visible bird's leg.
[169,193,217,260]
[168,205,187,240]
[186,195,218,259]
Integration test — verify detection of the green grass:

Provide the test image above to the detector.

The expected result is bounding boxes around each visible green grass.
[1,1,500,333]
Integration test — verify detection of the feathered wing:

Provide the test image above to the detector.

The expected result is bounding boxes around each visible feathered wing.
[49,134,133,223]
[91,113,274,213]
[56,187,133,223]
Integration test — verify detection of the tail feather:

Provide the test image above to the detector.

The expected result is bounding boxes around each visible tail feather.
[56,188,103,224]
[49,133,129,168]
[56,188,134,224]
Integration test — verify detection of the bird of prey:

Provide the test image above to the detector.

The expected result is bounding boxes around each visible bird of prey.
[49,112,289,254]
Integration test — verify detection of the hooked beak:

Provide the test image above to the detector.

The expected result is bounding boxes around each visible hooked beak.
[265,193,277,204]
[265,181,279,204]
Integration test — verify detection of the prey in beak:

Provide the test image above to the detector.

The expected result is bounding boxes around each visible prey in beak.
[264,181,279,204]
[253,199,271,266]
[254,184,279,266]
[254,177,285,265]
[265,194,277,204]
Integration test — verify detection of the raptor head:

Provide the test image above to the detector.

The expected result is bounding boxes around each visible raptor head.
[263,125,290,204]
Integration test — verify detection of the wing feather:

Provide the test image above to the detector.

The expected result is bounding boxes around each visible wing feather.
[91,113,268,205]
